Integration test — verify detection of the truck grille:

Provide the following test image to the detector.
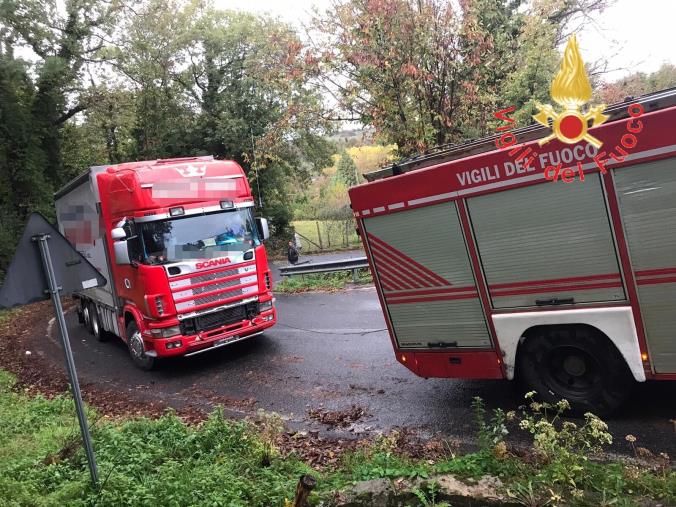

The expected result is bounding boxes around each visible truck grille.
[190,268,239,285]
[194,289,242,307]
[179,302,259,335]
[169,263,257,312]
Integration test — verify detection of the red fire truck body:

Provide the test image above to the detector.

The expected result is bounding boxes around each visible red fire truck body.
[348,89,676,414]
[55,156,276,369]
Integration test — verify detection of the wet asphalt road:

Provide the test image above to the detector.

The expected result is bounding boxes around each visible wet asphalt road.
[36,274,676,456]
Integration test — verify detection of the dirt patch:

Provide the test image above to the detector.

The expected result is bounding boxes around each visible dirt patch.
[0,301,204,422]
[179,386,257,411]
[279,430,364,468]
[308,405,367,428]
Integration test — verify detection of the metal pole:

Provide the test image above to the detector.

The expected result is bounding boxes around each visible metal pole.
[33,234,99,486]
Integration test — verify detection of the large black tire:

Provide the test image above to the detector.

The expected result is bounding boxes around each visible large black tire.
[516,325,634,417]
[89,303,108,342]
[126,320,155,371]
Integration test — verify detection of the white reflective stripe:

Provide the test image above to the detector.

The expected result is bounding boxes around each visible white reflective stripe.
[169,278,191,289]
[175,301,195,311]
[388,202,405,210]
[408,191,458,206]
[607,143,676,166]
[361,209,371,215]
[456,173,543,196]
[372,206,385,213]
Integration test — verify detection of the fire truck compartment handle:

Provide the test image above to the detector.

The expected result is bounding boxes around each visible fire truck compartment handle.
[427,341,458,348]
[535,297,575,306]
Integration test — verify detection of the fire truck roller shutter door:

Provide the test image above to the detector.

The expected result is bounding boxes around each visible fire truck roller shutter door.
[362,202,492,349]
[614,158,676,373]
[466,174,626,309]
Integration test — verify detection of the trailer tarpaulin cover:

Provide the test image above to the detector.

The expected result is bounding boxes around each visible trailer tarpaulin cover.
[0,212,106,308]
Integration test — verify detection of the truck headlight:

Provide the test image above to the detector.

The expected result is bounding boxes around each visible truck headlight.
[259,300,273,312]
[150,326,181,338]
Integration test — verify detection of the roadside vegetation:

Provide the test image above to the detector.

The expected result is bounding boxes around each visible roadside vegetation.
[0,367,672,507]
[291,220,361,253]
[274,270,372,293]
[2,0,676,275]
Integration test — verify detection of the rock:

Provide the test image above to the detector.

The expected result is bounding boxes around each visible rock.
[324,474,515,507]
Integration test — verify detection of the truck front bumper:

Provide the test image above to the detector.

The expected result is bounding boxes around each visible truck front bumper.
[147,309,276,358]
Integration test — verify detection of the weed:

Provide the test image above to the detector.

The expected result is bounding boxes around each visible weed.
[255,409,285,466]
[413,481,451,507]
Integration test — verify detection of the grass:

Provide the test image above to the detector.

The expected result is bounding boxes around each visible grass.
[0,370,312,506]
[0,363,673,506]
[292,220,361,253]
[274,269,372,293]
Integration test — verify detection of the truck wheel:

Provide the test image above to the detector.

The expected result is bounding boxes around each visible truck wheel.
[90,303,108,342]
[82,302,93,334]
[126,320,155,371]
[517,326,633,417]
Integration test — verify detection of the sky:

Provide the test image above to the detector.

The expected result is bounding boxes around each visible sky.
[214,0,676,82]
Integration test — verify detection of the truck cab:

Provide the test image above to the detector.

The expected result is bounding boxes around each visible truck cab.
[56,156,276,369]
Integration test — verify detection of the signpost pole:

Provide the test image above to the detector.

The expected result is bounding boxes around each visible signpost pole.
[33,234,99,487]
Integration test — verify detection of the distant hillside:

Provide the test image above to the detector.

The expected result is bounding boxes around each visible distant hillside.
[327,128,376,148]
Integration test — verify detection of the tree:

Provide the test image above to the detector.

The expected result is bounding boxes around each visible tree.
[596,64,676,104]
[311,0,611,156]
[110,0,335,236]
[336,150,358,186]
[1,0,122,184]
[0,0,121,274]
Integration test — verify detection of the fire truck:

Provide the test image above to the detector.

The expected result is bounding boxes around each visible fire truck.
[55,156,276,369]
[348,89,676,414]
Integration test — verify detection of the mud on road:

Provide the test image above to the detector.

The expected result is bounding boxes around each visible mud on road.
[1,289,675,460]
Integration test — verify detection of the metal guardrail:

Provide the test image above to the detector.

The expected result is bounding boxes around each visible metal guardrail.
[279,257,369,282]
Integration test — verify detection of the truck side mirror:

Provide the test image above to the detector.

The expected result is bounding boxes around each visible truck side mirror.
[113,240,131,265]
[256,217,270,241]
[111,227,126,240]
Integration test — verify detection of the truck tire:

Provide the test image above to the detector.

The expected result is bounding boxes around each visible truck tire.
[82,301,94,334]
[126,320,155,371]
[90,303,108,342]
[516,325,633,417]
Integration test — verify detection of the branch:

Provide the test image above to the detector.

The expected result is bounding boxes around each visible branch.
[53,103,87,126]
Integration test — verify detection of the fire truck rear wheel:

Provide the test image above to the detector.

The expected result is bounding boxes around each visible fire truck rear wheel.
[517,325,633,417]
[126,321,155,371]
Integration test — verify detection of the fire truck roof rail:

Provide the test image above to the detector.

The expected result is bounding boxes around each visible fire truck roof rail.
[155,156,214,164]
[363,86,676,183]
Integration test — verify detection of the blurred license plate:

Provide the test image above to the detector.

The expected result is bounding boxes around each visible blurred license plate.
[214,336,238,347]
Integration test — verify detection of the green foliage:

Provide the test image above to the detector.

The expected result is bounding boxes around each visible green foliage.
[471,396,508,450]
[0,372,312,506]
[412,481,451,507]
[291,220,361,252]
[597,63,676,104]
[336,150,358,186]
[274,269,372,293]
[0,370,673,506]
[312,0,612,155]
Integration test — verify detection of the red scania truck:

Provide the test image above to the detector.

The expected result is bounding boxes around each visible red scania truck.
[348,89,676,415]
[55,156,276,369]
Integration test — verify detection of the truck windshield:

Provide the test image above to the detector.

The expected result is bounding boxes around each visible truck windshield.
[138,209,260,264]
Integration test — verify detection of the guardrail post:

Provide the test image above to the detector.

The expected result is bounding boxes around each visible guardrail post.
[352,268,358,283]
[315,221,323,250]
